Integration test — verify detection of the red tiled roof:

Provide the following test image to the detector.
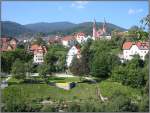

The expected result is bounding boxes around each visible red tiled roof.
[123,41,149,50]
[0,38,9,42]
[30,44,40,51]
[62,36,74,41]
[10,38,18,42]
[76,32,85,36]
[30,44,47,54]
[136,42,149,50]
[122,42,133,49]
[0,38,17,52]
[49,36,61,43]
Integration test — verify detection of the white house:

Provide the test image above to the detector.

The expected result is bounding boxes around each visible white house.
[61,36,77,47]
[30,44,47,64]
[99,35,111,40]
[33,51,44,64]
[85,35,92,41]
[75,32,86,44]
[122,41,149,60]
[66,46,81,67]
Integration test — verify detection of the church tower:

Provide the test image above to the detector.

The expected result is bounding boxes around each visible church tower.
[102,18,106,34]
[92,19,97,40]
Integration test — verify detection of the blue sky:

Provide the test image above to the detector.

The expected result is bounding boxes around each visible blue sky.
[2,1,148,29]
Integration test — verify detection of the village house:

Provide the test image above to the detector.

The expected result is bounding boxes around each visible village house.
[74,32,86,44]
[66,45,81,67]
[0,37,18,52]
[61,35,77,47]
[48,36,62,45]
[122,41,149,60]
[30,44,47,64]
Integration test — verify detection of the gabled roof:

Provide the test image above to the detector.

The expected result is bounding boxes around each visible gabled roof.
[0,37,17,52]
[49,36,61,43]
[122,42,133,49]
[10,38,18,42]
[30,44,40,51]
[62,35,75,41]
[0,38,9,42]
[30,44,47,54]
[123,41,149,50]
[76,32,85,36]
[136,42,149,50]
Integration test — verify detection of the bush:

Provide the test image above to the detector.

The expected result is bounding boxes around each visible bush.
[107,91,138,112]
[138,95,149,112]
[11,59,26,80]
[67,101,106,112]
[112,66,146,88]
[67,102,81,112]
[40,104,57,112]
[111,56,147,88]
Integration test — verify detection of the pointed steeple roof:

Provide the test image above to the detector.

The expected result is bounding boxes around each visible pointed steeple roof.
[93,18,96,28]
[102,18,107,34]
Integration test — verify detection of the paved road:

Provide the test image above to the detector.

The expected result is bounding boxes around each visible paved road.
[53,73,75,77]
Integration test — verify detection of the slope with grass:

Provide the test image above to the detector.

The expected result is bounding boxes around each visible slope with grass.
[2,79,142,105]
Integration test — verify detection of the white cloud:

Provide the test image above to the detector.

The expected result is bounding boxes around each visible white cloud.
[71,1,88,9]
[128,8,144,15]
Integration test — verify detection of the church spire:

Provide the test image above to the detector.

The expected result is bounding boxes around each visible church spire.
[102,18,106,33]
[93,18,97,38]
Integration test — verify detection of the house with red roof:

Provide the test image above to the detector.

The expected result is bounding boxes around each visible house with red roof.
[74,32,86,44]
[61,35,77,47]
[0,37,18,52]
[122,41,149,60]
[30,44,47,64]
[48,36,62,45]
[66,45,81,67]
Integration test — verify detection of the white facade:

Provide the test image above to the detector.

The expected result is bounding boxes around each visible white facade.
[33,52,44,64]
[123,45,149,60]
[76,35,92,43]
[62,40,69,47]
[92,36,96,40]
[76,35,85,44]
[92,35,111,41]
[100,36,111,40]
[83,36,92,42]
[66,46,81,67]
[62,40,77,47]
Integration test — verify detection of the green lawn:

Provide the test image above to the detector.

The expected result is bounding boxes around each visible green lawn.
[2,79,142,104]
[7,77,24,84]
[47,76,81,83]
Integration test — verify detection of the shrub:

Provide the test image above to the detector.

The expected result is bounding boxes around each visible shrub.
[107,91,138,112]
